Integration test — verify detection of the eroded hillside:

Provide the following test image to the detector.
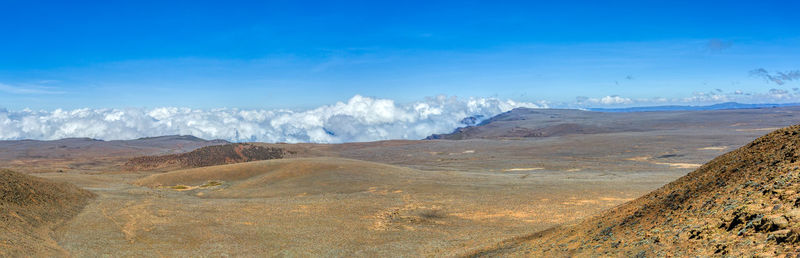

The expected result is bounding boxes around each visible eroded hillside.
[0,169,95,256]
[475,125,800,257]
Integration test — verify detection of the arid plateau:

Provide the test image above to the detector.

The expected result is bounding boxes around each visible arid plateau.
[3,107,800,256]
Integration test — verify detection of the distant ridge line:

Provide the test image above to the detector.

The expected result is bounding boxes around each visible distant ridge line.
[588,102,800,112]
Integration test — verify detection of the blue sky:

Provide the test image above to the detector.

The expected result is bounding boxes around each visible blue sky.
[1,0,799,110]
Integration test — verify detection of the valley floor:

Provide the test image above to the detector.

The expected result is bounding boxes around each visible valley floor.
[42,161,675,256]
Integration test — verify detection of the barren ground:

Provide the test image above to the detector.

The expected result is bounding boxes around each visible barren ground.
[3,107,799,256]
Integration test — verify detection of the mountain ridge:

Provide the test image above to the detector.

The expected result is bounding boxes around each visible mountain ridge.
[427,105,800,140]
[588,102,800,112]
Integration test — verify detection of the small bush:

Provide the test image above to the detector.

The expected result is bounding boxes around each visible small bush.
[417,209,447,220]
[201,181,222,187]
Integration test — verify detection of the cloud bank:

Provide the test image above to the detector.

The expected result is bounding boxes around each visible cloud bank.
[587,95,633,105]
[0,95,544,143]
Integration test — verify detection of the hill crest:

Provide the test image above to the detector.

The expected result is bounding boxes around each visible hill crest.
[124,143,286,171]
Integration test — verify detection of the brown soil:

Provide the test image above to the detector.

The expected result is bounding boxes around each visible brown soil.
[0,169,95,257]
[135,157,425,197]
[474,125,800,257]
[124,143,285,171]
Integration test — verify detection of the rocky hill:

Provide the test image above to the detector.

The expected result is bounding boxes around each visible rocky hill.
[124,143,285,171]
[0,169,95,256]
[474,125,800,257]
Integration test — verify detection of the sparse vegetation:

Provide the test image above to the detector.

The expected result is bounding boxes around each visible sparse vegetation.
[417,208,447,220]
[170,185,189,190]
[201,181,222,187]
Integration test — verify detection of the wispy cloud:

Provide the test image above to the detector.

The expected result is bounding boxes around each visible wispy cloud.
[706,39,733,52]
[749,68,800,85]
[0,83,65,94]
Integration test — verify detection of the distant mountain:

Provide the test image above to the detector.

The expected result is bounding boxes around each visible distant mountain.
[426,105,800,140]
[426,108,632,140]
[589,102,800,112]
[0,135,229,161]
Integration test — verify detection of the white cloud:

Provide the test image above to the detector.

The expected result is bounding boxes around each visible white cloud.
[681,91,731,103]
[573,89,800,108]
[0,95,544,143]
[767,88,791,99]
[578,95,633,105]
[0,83,64,94]
[598,95,633,105]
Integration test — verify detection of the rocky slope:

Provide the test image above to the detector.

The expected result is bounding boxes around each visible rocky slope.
[474,125,800,257]
[124,143,286,171]
[0,169,95,256]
